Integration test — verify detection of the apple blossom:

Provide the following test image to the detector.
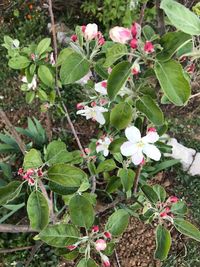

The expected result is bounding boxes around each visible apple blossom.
[95,239,107,251]
[95,81,107,95]
[120,126,161,165]
[77,105,108,125]
[96,136,112,157]
[66,245,77,251]
[104,231,112,239]
[109,26,132,44]
[144,41,154,53]
[76,71,92,85]
[71,34,77,42]
[92,225,99,233]
[21,75,37,90]
[131,22,141,38]
[81,25,86,33]
[101,254,110,267]
[84,23,98,41]
[168,196,179,203]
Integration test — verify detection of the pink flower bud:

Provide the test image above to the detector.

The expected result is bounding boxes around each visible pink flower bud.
[168,196,179,203]
[140,158,146,166]
[22,174,29,180]
[165,206,171,213]
[101,81,107,88]
[18,168,24,175]
[109,27,132,44]
[130,38,138,49]
[81,25,86,33]
[160,211,167,218]
[99,98,108,106]
[148,127,157,132]
[71,34,77,42]
[91,101,97,107]
[131,22,141,38]
[37,169,43,177]
[92,225,99,233]
[131,62,140,75]
[30,53,35,60]
[66,245,77,251]
[84,148,91,155]
[95,239,107,251]
[76,103,84,110]
[107,67,112,74]
[186,63,195,74]
[28,178,35,186]
[104,231,112,239]
[98,37,105,46]
[101,255,110,267]
[26,169,35,176]
[144,41,154,53]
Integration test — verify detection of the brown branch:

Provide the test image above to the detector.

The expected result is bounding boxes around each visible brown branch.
[156,0,166,36]
[0,224,37,233]
[0,109,26,155]
[133,164,143,194]
[138,1,148,26]
[0,246,33,254]
[25,242,43,267]
[47,0,86,157]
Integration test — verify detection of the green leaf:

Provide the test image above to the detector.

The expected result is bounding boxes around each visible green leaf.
[56,48,73,66]
[49,181,78,195]
[149,159,179,176]
[45,140,73,165]
[8,56,30,69]
[153,185,166,202]
[118,168,135,196]
[94,60,108,79]
[38,65,54,88]
[154,60,191,106]
[48,164,88,188]
[0,181,22,205]
[97,159,116,173]
[109,137,126,154]
[104,43,128,68]
[36,38,51,55]
[26,91,35,104]
[77,258,98,267]
[143,25,156,41]
[107,61,131,100]
[154,225,171,260]
[23,149,43,170]
[27,191,49,231]
[171,201,188,215]
[60,53,90,84]
[161,0,200,35]
[136,95,164,125]
[69,194,95,229]
[141,185,159,203]
[105,209,129,236]
[110,102,133,130]
[106,176,121,193]
[157,31,191,62]
[38,224,80,247]
[174,218,200,242]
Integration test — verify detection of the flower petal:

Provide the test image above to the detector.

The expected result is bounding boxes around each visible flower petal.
[142,132,159,144]
[125,126,141,143]
[103,149,109,157]
[143,144,161,161]
[120,141,138,157]
[131,150,144,165]
[96,112,106,125]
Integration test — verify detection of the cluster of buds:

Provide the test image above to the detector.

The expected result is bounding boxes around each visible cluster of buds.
[18,167,43,186]
[71,23,105,46]
[66,225,112,266]
[109,22,154,54]
[159,196,179,219]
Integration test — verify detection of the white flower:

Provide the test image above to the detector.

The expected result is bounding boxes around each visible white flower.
[12,39,20,49]
[50,52,55,65]
[95,80,107,95]
[84,23,98,41]
[77,105,108,125]
[120,126,161,165]
[96,136,112,157]
[21,75,37,90]
[118,86,133,97]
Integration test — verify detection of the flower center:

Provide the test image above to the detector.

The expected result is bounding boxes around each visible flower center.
[136,141,144,148]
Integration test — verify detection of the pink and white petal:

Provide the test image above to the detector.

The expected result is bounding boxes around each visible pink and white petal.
[142,132,159,144]
[96,145,104,153]
[95,82,107,95]
[120,141,138,157]
[96,112,106,125]
[143,144,161,161]
[131,150,144,165]
[125,126,141,143]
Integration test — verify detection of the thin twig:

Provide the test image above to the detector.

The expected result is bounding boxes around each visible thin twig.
[133,164,142,194]
[115,249,121,267]
[0,109,26,155]
[47,0,86,157]
[138,1,148,26]
[96,197,125,215]
[189,91,200,99]
[0,224,37,233]
[0,246,33,254]
[25,241,43,267]
[91,175,96,194]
